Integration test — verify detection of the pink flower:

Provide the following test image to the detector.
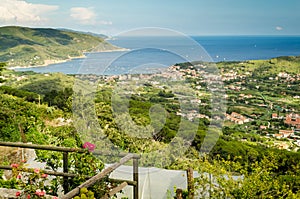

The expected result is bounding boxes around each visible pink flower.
[52,197,58,199]
[83,142,96,152]
[17,174,22,179]
[40,190,46,196]
[41,173,48,178]
[27,194,31,199]
[16,191,21,197]
[21,159,27,163]
[35,189,46,196]
[11,163,19,168]
[34,168,40,173]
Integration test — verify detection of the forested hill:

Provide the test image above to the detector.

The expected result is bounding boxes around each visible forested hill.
[0,26,119,67]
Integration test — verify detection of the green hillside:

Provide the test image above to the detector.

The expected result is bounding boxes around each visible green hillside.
[0,26,119,67]
[216,55,300,74]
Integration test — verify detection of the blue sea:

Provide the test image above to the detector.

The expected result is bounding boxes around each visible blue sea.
[15,36,300,75]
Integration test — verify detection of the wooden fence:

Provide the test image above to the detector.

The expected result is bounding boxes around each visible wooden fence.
[0,141,140,199]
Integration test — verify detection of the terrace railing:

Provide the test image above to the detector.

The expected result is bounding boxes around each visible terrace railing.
[0,141,139,199]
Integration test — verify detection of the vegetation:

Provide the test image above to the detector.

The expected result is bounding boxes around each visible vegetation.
[168,152,300,198]
[0,65,112,197]
[0,62,6,83]
[0,52,300,197]
[0,26,120,67]
[73,187,95,199]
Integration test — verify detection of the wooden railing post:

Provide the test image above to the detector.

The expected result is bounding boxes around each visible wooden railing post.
[176,188,183,199]
[187,167,194,199]
[62,154,134,199]
[133,157,139,199]
[63,152,69,193]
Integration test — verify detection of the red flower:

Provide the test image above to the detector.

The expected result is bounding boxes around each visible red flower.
[21,159,27,163]
[41,173,48,178]
[52,197,58,199]
[27,194,31,199]
[11,163,19,168]
[83,142,96,152]
[34,168,40,173]
[17,174,22,179]
[16,191,21,197]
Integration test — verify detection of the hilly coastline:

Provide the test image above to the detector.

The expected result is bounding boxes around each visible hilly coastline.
[0,26,121,67]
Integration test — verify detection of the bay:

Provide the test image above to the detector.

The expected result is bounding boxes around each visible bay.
[15,36,300,75]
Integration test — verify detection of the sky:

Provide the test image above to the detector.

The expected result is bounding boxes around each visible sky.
[0,0,300,36]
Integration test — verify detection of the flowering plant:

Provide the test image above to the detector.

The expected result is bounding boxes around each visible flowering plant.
[82,142,96,152]
[11,161,56,199]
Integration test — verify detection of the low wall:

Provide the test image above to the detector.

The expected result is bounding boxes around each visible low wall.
[0,188,54,199]
[0,188,18,199]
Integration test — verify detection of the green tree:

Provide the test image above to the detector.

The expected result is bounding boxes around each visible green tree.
[194,154,300,198]
[0,62,6,83]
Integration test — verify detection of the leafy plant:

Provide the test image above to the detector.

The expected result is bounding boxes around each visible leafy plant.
[68,150,107,197]
[11,161,56,199]
[73,187,94,199]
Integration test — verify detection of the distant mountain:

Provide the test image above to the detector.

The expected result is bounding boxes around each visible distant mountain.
[0,26,120,67]
[57,28,108,39]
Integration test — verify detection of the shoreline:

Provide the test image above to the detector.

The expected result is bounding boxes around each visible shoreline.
[89,47,129,53]
[8,48,130,70]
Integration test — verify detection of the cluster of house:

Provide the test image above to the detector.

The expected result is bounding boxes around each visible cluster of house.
[263,113,300,132]
[176,110,209,121]
[272,128,300,149]
[271,113,284,120]
[284,113,300,129]
[277,72,300,82]
[225,112,252,125]
[239,93,253,99]
[0,74,28,83]
[221,70,247,81]
[107,65,189,83]
[270,113,300,150]
[225,84,246,91]
[273,129,295,139]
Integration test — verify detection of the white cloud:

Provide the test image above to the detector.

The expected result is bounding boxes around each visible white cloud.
[70,7,112,25]
[0,0,58,25]
[275,26,283,31]
[70,7,96,25]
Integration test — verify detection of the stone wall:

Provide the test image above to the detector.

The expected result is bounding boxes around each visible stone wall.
[0,188,18,199]
[0,188,54,199]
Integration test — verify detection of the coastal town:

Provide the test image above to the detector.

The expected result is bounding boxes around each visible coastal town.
[73,59,300,153]
[4,56,300,155]
[1,42,300,199]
